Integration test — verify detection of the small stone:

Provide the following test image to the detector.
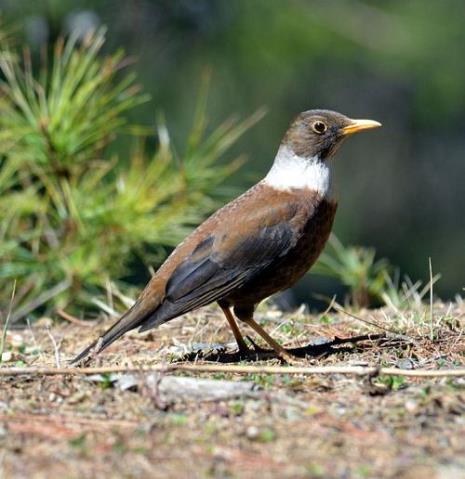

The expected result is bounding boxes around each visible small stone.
[246,426,259,439]
[10,334,24,348]
[310,336,332,346]
[68,391,89,405]
[397,358,415,370]
[35,317,54,327]
[1,351,13,362]
[405,399,418,413]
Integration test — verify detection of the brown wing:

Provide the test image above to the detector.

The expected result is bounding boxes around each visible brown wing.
[138,215,297,331]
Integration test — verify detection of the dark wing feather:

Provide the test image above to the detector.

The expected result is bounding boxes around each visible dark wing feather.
[138,222,296,331]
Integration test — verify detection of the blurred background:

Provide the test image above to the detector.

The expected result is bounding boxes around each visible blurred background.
[0,0,464,315]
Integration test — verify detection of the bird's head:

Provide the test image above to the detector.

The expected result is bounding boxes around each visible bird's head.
[282,109,381,161]
[266,109,381,194]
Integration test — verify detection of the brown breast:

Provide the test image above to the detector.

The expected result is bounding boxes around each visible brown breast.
[224,189,337,307]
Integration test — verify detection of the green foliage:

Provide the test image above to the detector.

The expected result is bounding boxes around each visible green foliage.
[98,373,114,390]
[313,235,392,308]
[380,268,441,312]
[0,28,262,320]
[313,236,442,312]
[374,375,407,392]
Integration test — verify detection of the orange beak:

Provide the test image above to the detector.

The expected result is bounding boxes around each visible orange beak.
[341,119,382,136]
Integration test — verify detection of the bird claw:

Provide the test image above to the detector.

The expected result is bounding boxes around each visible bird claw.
[280,354,307,366]
[246,335,267,352]
[237,337,304,365]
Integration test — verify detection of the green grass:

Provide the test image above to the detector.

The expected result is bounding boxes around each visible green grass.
[0,27,263,321]
[313,234,392,308]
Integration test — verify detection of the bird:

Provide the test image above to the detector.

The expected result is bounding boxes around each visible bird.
[72,109,381,364]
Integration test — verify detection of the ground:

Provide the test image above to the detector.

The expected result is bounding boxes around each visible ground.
[1,300,465,479]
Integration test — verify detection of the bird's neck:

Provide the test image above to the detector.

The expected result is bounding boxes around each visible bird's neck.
[263,144,332,197]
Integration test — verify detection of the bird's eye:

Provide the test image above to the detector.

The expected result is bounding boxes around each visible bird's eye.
[312,121,327,134]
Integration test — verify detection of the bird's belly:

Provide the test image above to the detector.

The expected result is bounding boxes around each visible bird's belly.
[226,198,337,307]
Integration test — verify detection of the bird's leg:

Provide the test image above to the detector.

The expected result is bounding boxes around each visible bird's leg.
[237,311,298,364]
[218,304,250,354]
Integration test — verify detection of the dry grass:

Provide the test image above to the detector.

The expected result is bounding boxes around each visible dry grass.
[1,299,465,478]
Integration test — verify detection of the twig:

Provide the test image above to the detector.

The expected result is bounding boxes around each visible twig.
[429,257,434,341]
[0,281,16,362]
[56,308,92,327]
[106,278,114,314]
[46,328,61,367]
[317,294,337,322]
[26,318,44,362]
[333,303,410,338]
[9,279,34,310]
[1,363,465,378]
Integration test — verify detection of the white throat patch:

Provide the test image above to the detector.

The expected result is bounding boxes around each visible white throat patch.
[264,145,332,196]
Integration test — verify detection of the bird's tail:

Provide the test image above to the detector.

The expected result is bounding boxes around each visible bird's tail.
[70,298,155,364]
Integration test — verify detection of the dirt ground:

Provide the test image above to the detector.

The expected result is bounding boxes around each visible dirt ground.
[1,300,465,479]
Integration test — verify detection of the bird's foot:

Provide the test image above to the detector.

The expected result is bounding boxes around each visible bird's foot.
[234,336,268,360]
[234,338,252,357]
[238,337,306,365]
[279,352,308,366]
[263,343,307,365]
[246,335,267,353]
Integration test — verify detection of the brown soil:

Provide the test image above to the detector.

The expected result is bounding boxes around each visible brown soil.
[1,301,465,478]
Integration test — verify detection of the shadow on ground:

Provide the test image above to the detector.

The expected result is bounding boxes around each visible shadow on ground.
[176,333,411,363]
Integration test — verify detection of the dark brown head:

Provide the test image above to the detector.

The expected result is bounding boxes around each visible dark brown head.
[283,109,381,160]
